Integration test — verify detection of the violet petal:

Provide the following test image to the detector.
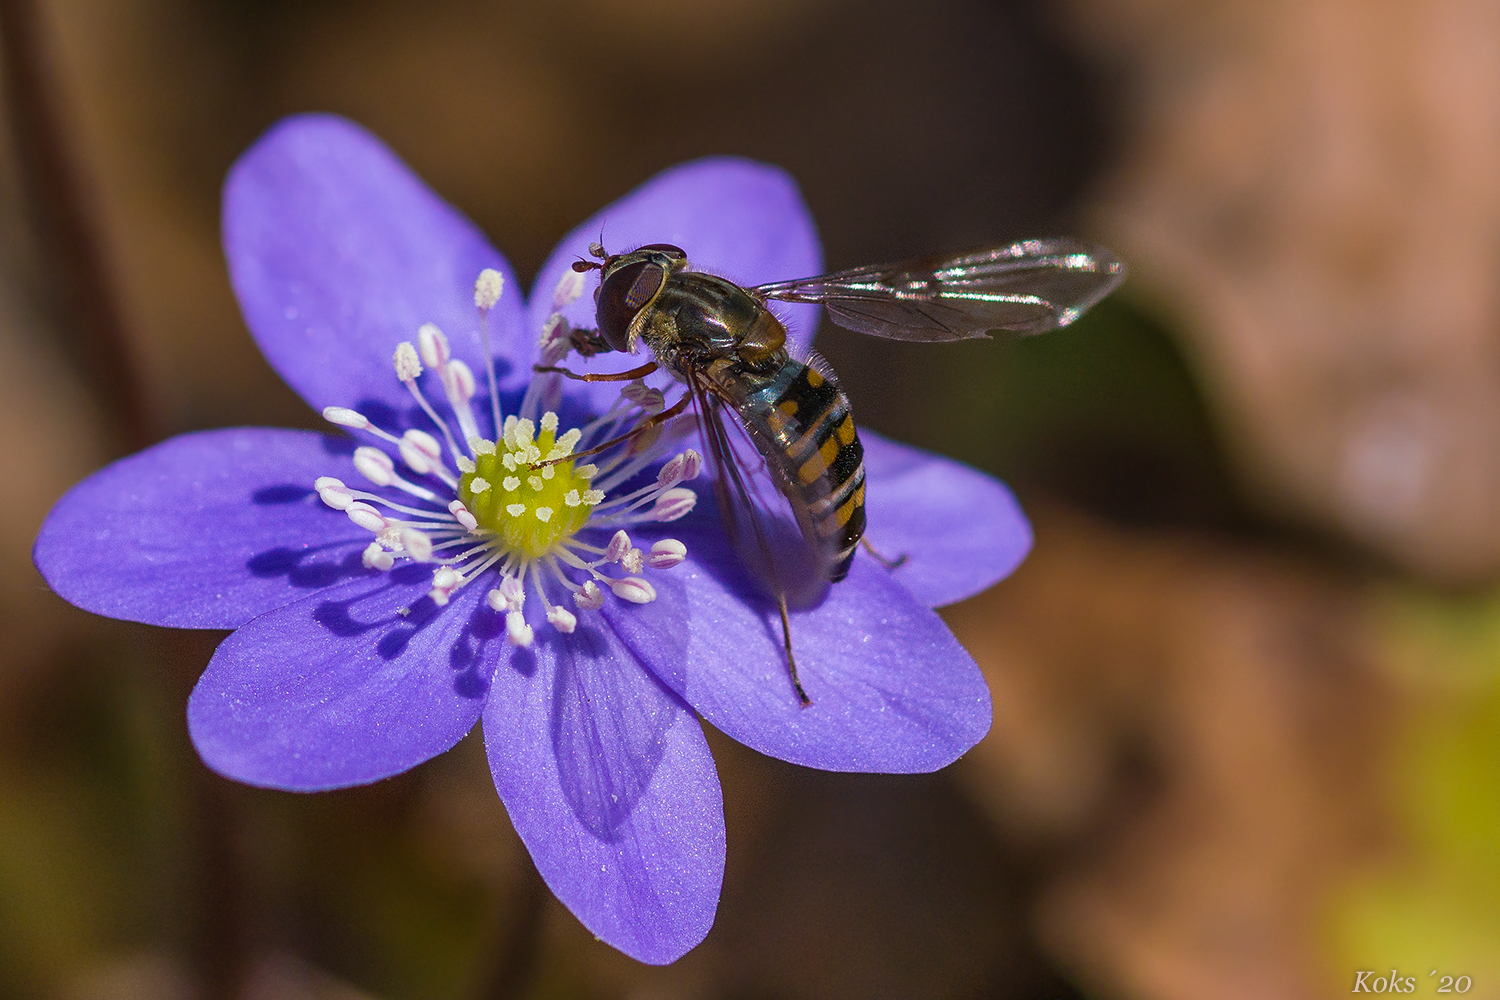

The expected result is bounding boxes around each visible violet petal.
[188,572,490,790]
[860,428,1032,607]
[223,113,528,421]
[484,619,724,965]
[529,157,823,415]
[34,428,373,629]
[605,535,991,774]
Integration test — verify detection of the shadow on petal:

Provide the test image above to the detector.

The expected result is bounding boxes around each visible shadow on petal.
[252,483,315,504]
[548,624,675,841]
[447,598,504,700]
[246,541,373,589]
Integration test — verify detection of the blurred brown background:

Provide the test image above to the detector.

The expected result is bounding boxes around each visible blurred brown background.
[3,1,1498,998]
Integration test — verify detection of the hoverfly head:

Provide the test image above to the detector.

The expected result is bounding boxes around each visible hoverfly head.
[594,244,686,353]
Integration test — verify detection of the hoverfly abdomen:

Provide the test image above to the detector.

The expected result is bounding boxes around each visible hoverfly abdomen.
[728,358,867,583]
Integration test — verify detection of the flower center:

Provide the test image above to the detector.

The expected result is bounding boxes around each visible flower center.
[311,266,698,647]
[457,414,603,558]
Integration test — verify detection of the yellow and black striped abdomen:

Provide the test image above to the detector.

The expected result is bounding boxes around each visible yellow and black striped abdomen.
[736,359,867,582]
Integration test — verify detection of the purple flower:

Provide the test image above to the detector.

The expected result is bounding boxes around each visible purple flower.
[32,115,1031,964]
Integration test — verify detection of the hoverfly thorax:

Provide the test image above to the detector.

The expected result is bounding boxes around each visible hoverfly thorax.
[595,243,688,353]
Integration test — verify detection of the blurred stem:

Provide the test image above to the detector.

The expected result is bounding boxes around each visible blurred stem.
[0,0,152,452]
[472,860,548,1000]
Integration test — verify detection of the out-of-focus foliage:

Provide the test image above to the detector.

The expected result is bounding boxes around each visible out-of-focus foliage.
[1326,592,1500,996]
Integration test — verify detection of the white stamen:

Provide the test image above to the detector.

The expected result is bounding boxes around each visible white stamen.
[610,577,656,604]
[362,541,395,571]
[575,580,605,610]
[503,476,520,492]
[444,359,477,402]
[538,314,571,365]
[323,406,369,430]
[394,341,423,381]
[605,530,632,563]
[448,499,479,531]
[547,605,577,633]
[621,547,644,574]
[316,477,355,510]
[535,506,554,523]
[401,528,435,562]
[353,446,396,486]
[470,477,491,494]
[651,488,697,521]
[418,323,451,367]
[552,268,585,309]
[474,268,505,311]
[346,502,387,533]
[429,566,462,605]
[656,450,701,489]
[505,610,533,647]
[648,538,687,569]
[497,574,525,611]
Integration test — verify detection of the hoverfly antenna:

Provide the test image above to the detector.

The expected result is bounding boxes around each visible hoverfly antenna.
[571,257,603,273]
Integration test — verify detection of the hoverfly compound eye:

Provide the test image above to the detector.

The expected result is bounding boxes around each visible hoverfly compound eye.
[596,259,665,353]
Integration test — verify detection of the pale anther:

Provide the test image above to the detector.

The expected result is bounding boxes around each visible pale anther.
[610,577,656,604]
[442,359,476,402]
[474,268,505,311]
[606,530,632,563]
[418,323,450,367]
[400,528,435,562]
[552,267,585,309]
[346,502,386,533]
[651,487,697,521]
[547,605,577,633]
[498,575,526,611]
[323,406,369,429]
[575,580,605,610]
[394,341,422,381]
[315,477,354,509]
[470,477,491,494]
[362,541,395,571]
[353,446,396,486]
[648,538,687,569]
[622,547,644,574]
[505,610,533,647]
[502,476,520,492]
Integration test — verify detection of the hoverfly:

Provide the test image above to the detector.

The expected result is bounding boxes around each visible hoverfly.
[539,238,1125,703]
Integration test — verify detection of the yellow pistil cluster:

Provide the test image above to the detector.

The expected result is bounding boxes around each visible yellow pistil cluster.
[456,412,603,558]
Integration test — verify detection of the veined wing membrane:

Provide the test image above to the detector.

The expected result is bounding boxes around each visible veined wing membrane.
[751,238,1125,342]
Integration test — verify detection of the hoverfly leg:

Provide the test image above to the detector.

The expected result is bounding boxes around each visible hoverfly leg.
[565,325,612,357]
[859,536,909,570]
[530,391,693,467]
[777,592,811,706]
[533,360,659,383]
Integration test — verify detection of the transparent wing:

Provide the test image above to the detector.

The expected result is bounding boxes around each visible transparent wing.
[684,369,832,601]
[751,238,1125,342]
